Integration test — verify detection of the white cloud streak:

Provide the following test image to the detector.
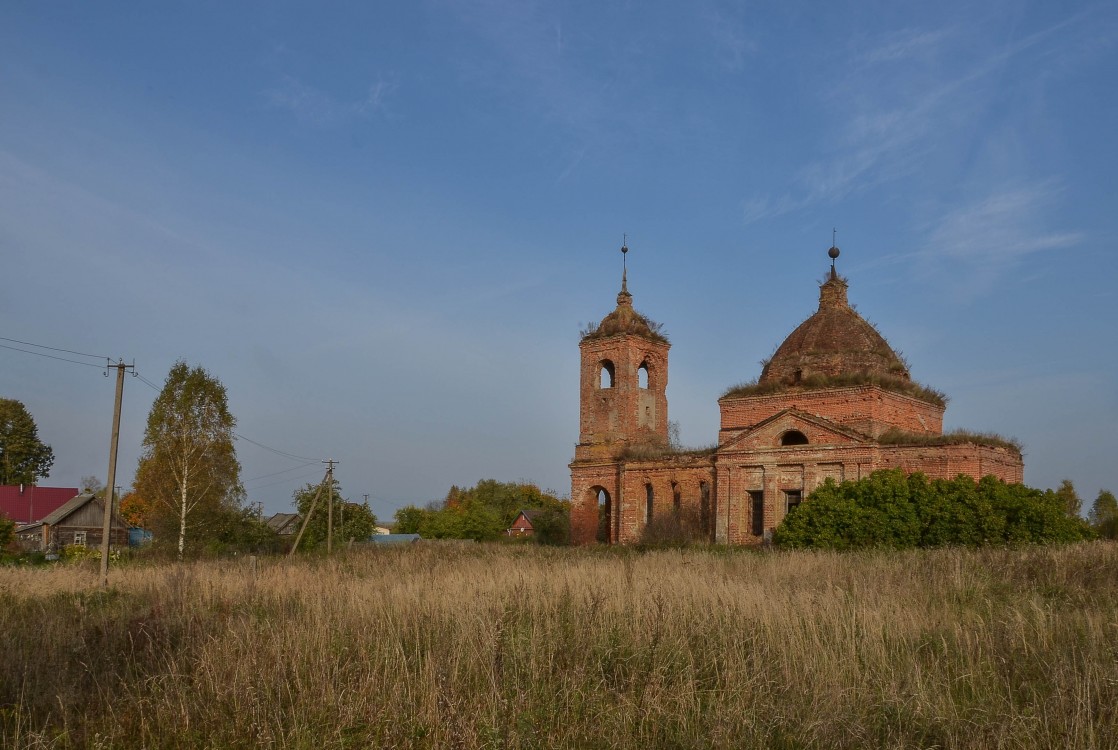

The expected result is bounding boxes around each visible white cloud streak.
[742,7,1108,225]
[266,74,398,124]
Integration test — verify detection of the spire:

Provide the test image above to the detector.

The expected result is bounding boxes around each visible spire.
[821,239,848,309]
[617,237,632,306]
[828,229,840,281]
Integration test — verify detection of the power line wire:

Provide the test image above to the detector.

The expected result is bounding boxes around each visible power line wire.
[243,461,321,484]
[101,361,322,471]
[0,335,108,360]
[0,342,108,369]
[135,373,162,391]
[235,432,319,462]
[245,467,328,492]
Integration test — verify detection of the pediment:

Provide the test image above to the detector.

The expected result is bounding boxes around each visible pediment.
[717,408,869,453]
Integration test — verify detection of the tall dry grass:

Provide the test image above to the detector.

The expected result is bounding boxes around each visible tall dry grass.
[1,543,1116,749]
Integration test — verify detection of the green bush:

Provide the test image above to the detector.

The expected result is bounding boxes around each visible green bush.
[1089,490,1118,540]
[775,469,1094,550]
[0,515,13,550]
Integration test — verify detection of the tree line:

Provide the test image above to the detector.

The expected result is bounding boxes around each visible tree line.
[393,480,570,544]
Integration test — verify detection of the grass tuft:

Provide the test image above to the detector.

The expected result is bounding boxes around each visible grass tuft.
[877,428,1023,455]
[721,372,948,407]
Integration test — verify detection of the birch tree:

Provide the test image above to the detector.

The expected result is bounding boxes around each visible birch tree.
[133,362,242,557]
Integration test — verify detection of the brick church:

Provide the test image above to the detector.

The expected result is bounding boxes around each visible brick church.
[569,244,1024,545]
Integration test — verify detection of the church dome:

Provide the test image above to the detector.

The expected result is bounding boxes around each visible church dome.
[581,269,668,344]
[758,270,908,385]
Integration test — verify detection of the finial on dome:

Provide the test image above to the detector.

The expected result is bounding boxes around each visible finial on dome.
[620,235,629,295]
[828,229,840,280]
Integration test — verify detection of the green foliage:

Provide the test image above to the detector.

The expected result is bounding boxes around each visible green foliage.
[775,469,1094,550]
[1055,479,1082,518]
[133,361,243,557]
[60,543,100,563]
[205,505,284,555]
[393,505,426,535]
[393,480,568,543]
[529,509,570,546]
[292,479,377,552]
[0,515,14,550]
[0,398,55,485]
[1088,490,1118,539]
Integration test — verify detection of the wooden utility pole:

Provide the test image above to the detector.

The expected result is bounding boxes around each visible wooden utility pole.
[324,459,337,554]
[100,359,133,587]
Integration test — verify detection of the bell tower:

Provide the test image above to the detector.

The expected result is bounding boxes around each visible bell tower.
[570,243,670,544]
[575,243,670,459]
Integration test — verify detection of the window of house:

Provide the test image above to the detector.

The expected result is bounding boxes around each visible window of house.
[74,531,87,547]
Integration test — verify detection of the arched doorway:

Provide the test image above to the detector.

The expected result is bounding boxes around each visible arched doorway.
[594,487,612,543]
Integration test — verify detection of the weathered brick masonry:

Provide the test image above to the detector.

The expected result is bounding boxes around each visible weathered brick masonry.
[570,247,1025,545]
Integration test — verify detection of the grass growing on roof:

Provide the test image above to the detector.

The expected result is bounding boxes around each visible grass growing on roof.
[721,372,948,407]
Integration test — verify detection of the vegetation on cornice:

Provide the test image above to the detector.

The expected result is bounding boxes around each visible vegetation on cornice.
[617,443,718,462]
[720,373,947,408]
[877,428,1023,456]
[579,311,669,344]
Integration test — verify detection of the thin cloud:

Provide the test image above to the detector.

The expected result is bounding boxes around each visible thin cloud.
[741,8,1107,225]
[917,180,1082,298]
[927,182,1081,264]
[266,74,398,124]
[701,3,757,72]
[860,28,952,64]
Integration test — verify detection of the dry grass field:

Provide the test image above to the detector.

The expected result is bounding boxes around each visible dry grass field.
[1,542,1116,749]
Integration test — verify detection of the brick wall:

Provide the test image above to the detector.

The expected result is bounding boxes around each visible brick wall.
[719,385,944,440]
[576,334,670,461]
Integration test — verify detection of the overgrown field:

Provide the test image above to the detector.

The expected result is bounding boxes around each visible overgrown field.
[2,543,1116,749]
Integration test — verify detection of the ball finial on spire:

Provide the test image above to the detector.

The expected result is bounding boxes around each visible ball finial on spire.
[619,235,630,295]
[828,229,841,279]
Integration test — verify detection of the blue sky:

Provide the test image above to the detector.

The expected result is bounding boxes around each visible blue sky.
[2,0,1115,519]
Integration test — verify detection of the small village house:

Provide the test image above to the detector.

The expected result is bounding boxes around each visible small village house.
[15,493,129,553]
[507,510,539,537]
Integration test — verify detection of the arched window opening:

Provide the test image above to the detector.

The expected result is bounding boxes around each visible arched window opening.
[638,361,650,389]
[781,430,809,446]
[700,481,712,540]
[672,482,681,517]
[595,487,612,544]
[599,360,615,389]
[645,483,654,523]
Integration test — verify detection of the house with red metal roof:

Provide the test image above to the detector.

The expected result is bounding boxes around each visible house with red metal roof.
[0,485,79,525]
[15,492,129,553]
